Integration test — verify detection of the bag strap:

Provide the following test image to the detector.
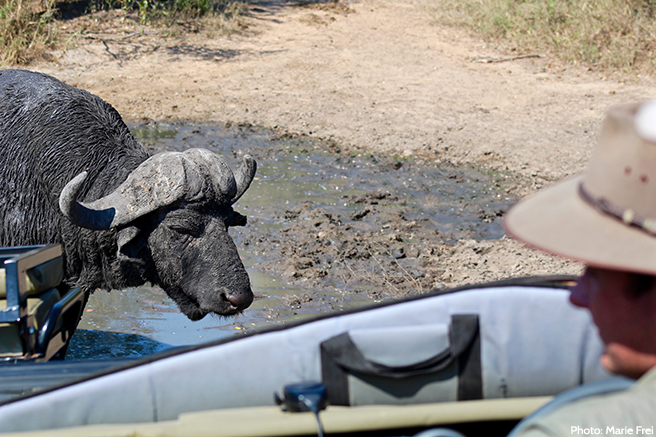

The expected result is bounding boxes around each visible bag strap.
[321,315,482,405]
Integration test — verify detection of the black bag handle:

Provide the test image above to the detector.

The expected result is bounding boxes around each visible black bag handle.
[321,315,482,405]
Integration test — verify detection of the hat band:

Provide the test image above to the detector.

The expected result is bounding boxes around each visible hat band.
[578,182,656,236]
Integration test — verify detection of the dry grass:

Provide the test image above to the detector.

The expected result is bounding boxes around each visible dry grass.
[5,0,656,76]
[0,0,246,65]
[431,0,656,77]
[0,0,58,64]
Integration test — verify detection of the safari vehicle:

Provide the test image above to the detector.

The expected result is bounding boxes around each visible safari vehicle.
[0,245,85,362]
[0,276,624,437]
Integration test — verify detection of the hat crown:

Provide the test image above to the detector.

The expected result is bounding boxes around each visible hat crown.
[584,101,656,221]
[504,100,656,275]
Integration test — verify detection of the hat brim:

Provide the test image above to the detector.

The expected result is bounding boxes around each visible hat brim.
[504,175,656,275]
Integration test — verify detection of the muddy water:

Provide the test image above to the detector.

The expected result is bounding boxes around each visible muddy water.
[67,122,517,359]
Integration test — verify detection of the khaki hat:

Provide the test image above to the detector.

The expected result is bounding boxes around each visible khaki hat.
[504,101,656,275]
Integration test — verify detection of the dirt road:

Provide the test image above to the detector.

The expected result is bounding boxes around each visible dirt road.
[33,0,656,290]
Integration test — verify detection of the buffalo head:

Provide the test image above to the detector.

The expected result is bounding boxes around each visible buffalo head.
[59,148,256,320]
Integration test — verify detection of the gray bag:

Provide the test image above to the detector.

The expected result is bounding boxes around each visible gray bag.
[321,315,482,406]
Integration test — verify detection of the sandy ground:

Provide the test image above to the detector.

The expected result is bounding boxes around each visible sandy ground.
[30,0,656,288]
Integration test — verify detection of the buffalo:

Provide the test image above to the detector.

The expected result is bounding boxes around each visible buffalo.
[0,70,256,320]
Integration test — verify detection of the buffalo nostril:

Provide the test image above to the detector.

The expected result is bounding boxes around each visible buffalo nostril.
[226,290,253,311]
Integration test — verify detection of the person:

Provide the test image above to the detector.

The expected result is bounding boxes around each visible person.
[504,100,656,434]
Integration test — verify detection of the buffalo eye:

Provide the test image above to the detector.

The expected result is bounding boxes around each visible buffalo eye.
[167,222,203,238]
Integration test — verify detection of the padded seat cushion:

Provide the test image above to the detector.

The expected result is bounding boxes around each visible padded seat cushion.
[0,257,63,298]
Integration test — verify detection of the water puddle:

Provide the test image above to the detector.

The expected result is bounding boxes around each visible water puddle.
[68,268,369,359]
[67,122,517,360]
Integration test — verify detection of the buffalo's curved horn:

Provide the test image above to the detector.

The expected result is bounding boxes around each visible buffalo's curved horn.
[181,148,238,201]
[59,149,256,231]
[231,155,257,204]
[181,149,256,203]
[59,171,116,230]
[59,152,197,230]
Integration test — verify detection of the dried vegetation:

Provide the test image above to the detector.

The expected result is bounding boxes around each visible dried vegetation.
[4,0,656,78]
[432,0,656,77]
[0,0,245,65]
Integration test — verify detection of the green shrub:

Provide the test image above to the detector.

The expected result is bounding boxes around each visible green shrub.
[0,0,245,64]
[89,0,241,23]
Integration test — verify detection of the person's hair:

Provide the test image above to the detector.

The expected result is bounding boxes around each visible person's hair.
[628,272,656,297]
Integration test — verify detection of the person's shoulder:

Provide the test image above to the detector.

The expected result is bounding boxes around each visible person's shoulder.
[514,373,656,437]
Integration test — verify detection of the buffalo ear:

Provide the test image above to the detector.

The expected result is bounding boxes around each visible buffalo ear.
[116,226,149,280]
[231,210,248,227]
[117,226,141,256]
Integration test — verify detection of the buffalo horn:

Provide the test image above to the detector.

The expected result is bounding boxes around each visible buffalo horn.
[181,148,237,201]
[231,155,257,204]
[59,149,256,230]
[183,149,256,204]
[59,152,196,230]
